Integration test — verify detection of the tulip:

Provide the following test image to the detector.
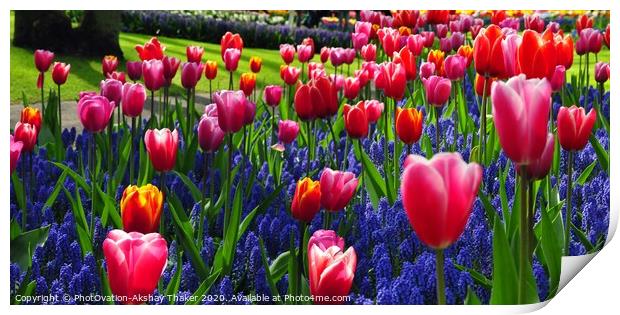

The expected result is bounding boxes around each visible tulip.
[579,28,603,54]
[197,115,225,153]
[308,62,326,80]
[491,74,551,166]
[518,30,556,80]
[393,46,417,81]
[77,95,114,133]
[406,34,424,56]
[103,230,167,304]
[427,49,445,76]
[319,168,358,212]
[302,37,315,59]
[450,32,465,51]
[135,37,165,61]
[557,106,597,152]
[550,65,566,92]
[126,61,143,81]
[354,68,370,88]
[396,107,424,146]
[277,119,300,145]
[519,133,554,180]
[343,77,360,100]
[52,62,70,85]
[576,14,594,34]
[106,71,126,84]
[249,56,262,73]
[280,44,296,64]
[186,45,204,63]
[320,46,330,63]
[393,10,419,29]
[475,74,494,97]
[501,34,521,78]
[102,55,118,77]
[330,74,345,91]
[264,85,283,107]
[525,14,545,33]
[100,79,123,106]
[365,100,384,124]
[20,106,42,132]
[297,44,313,63]
[426,10,450,25]
[204,60,218,80]
[142,60,165,92]
[473,24,505,78]
[120,184,163,234]
[352,32,369,51]
[144,128,178,173]
[291,177,322,223]
[14,122,37,153]
[443,55,467,81]
[343,48,356,65]
[239,72,257,97]
[294,76,338,120]
[343,101,369,139]
[181,62,203,89]
[439,37,452,53]
[121,83,146,118]
[162,56,181,87]
[422,75,451,106]
[329,47,345,67]
[34,49,54,73]
[554,33,574,70]
[308,229,344,251]
[604,24,610,48]
[308,231,357,305]
[594,62,610,84]
[419,61,435,79]
[374,62,407,100]
[457,44,473,67]
[224,48,241,72]
[220,32,244,60]
[377,28,401,58]
[281,65,301,86]
[421,31,435,48]
[214,90,250,133]
[355,21,372,37]
[10,135,23,174]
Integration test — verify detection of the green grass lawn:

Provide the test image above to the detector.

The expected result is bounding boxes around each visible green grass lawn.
[10,14,610,103]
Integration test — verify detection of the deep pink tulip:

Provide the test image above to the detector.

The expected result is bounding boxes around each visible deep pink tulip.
[106,71,126,84]
[491,74,552,165]
[550,65,566,92]
[103,230,167,304]
[360,44,376,62]
[443,55,467,81]
[355,21,372,37]
[344,48,356,65]
[13,122,37,153]
[422,75,451,106]
[77,95,114,133]
[401,153,482,249]
[186,45,204,63]
[450,32,465,51]
[162,56,181,87]
[406,34,425,56]
[121,83,146,118]
[579,28,603,54]
[100,79,123,106]
[282,66,301,86]
[344,77,361,100]
[144,128,178,172]
[419,61,435,79]
[354,68,370,87]
[520,133,554,180]
[126,61,143,81]
[320,46,330,63]
[34,49,54,73]
[142,60,165,92]
[308,231,357,305]
[181,62,204,89]
[319,168,359,212]
[421,31,435,48]
[51,62,70,85]
[374,62,407,100]
[264,85,283,107]
[329,74,345,91]
[102,56,119,77]
[297,44,313,63]
[594,62,610,83]
[197,115,225,152]
[501,34,521,78]
[214,90,250,133]
[365,100,384,124]
[557,106,597,151]
[435,24,448,38]
[377,27,401,58]
[329,47,345,67]
[204,103,218,117]
[280,44,295,64]
[352,32,369,51]
[439,37,452,53]
[277,119,300,144]
[308,229,344,252]
[10,135,23,174]
[224,48,241,72]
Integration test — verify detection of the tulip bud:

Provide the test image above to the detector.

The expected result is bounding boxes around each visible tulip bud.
[239,72,257,97]
[197,115,225,152]
[102,55,119,77]
[20,106,42,132]
[181,62,204,89]
[291,178,321,223]
[264,85,283,107]
[352,32,369,51]
[121,83,146,118]
[374,62,407,100]
[320,46,330,63]
[14,122,37,153]
[344,77,361,100]
[186,45,204,63]
[419,61,435,79]
[144,128,179,172]
[34,49,54,73]
[121,184,163,233]
[52,62,70,85]
[100,79,123,106]
[10,135,23,174]
[365,100,384,124]
[281,66,301,86]
[443,55,467,81]
[214,90,252,133]
[126,61,143,81]
[77,95,114,133]
[162,56,181,87]
[396,107,424,145]
[280,44,296,64]
[360,44,376,62]
[550,65,566,92]
[422,75,451,106]
[249,56,262,73]
[319,168,358,212]
[557,106,597,151]
[297,44,313,63]
[224,48,241,72]
[277,119,300,145]
[220,32,244,60]
[106,71,126,84]
[594,62,610,84]
[204,60,218,80]
[343,101,369,139]
[142,60,165,92]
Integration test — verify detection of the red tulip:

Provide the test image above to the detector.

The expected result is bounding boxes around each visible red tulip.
[443,55,467,81]
[142,60,165,92]
[10,135,23,174]
[77,95,114,133]
[374,62,407,100]
[264,85,283,107]
[14,122,37,153]
[604,24,610,48]
[220,32,244,60]
[239,72,256,97]
[343,101,369,139]
[279,44,295,64]
[249,56,262,73]
[401,152,482,249]
[319,168,358,212]
[473,24,505,77]
[518,30,556,80]
[186,45,204,63]
[519,133,555,180]
[365,100,384,124]
[135,37,165,61]
[20,106,42,132]
[576,14,594,34]
[214,90,251,133]
[197,115,225,152]
[491,74,552,166]
[422,75,451,107]
[103,230,167,304]
[393,46,417,81]
[100,79,123,106]
[294,76,338,120]
[121,83,146,118]
[162,56,181,87]
[181,62,204,89]
[281,65,301,86]
[277,119,300,145]
[297,44,313,63]
[426,10,449,25]
[204,60,218,80]
[291,177,322,223]
[102,55,119,77]
[51,62,70,85]
[120,184,163,234]
[144,128,178,172]
[343,77,360,100]
[557,106,597,151]
[126,61,143,81]
[308,229,344,252]
[377,27,401,58]
[224,48,241,72]
[106,71,126,84]
[550,65,566,92]
[475,74,494,97]
[553,33,574,70]
[525,14,545,33]
[34,49,54,73]
[392,10,419,29]
[396,107,423,145]
[595,62,610,84]
[320,46,330,63]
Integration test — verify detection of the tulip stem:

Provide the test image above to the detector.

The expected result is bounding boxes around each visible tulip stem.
[107,119,113,176]
[160,171,166,237]
[130,117,136,185]
[29,152,34,212]
[327,118,339,169]
[40,77,45,114]
[434,106,441,153]
[224,133,233,238]
[164,86,169,129]
[518,166,529,304]
[342,136,349,170]
[306,121,312,176]
[435,249,446,305]
[186,88,192,140]
[150,90,155,126]
[479,77,488,164]
[584,53,589,107]
[271,107,276,145]
[20,154,27,229]
[90,132,96,237]
[564,151,574,255]
[229,71,233,90]
[57,84,62,136]
[357,139,365,204]
[297,221,307,298]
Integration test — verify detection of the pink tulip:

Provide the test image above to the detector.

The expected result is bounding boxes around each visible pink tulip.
[525,14,545,33]
[308,229,344,252]
[354,68,370,87]
[421,31,435,48]
[34,49,54,73]
[77,95,114,133]
[10,135,23,174]
[438,37,452,53]
[14,122,37,153]
[51,62,70,85]
[126,61,143,81]
[491,74,551,166]
[365,100,384,124]
[401,152,482,249]
[102,56,119,77]
[106,71,126,84]
[360,44,376,62]
[103,230,167,304]
[329,74,345,91]
[214,90,250,133]
[355,21,372,37]
[520,133,554,180]
[181,62,204,89]
[443,55,467,81]
[450,32,465,51]
[121,83,146,118]
[344,48,356,65]
[224,48,241,72]
[197,115,225,152]
[435,24,448,38]
[280,44,295,64]
[204,103,218,117]
[419,61,436,79]
[422,75,451,106]
[329,47,345,67]
[100,79,123,106]
[278,119,300,144]
[308,231,357,305]
[501,34,521,78]
[162,56,181,87]
[264,85,283,107]
[550,65,566,92]
[352,32,369,51]
[374,61,407,100]
[557,106,597,151]
[594,62,610,83]
[320,46,330,63]
[579,28,603,54]
[319,168,359,212]
[144,128,178,172]
[406,34,425,56]
[377,27,401,58]
[297,44,313,63]
[186,45,204,63]
[142,60,165,92]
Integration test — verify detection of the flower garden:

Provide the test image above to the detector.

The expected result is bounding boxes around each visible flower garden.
[9,10,610,305]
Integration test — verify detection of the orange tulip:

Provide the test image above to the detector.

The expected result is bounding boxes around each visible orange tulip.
[204,60,218,80]
[20,106,42,132]
[291,178,321,223]
[427,49,445,76]
[120,184,163,234]
[239,72,257,97]
[249,56,262,73]
[518,30,556,80]
[457,45,473,67]
[396,107,423,145]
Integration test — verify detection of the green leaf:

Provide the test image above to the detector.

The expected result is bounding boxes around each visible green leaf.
[100,262,115,305]
[173,170,203,203]
[454,263,492,289]
[237,182,286,241]
[165,251,183,304]
[258,238,281,304]
[589,134,609,174]
[185,269,222,305]
[576,160,597,185]
[269,250,291,282]
[353,141,388,207]
[489,216,519,304]
[95,185,122,229]
[465,286,482,305]
[11,172,25,211]
[535,203,562,298]
[10,225,50,269]
[287,230,298,298]
[43,171,68,210]
[51,162,91,194]
[571,222,595,253]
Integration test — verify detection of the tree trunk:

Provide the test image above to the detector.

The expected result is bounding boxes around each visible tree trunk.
[76,11,124,58]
